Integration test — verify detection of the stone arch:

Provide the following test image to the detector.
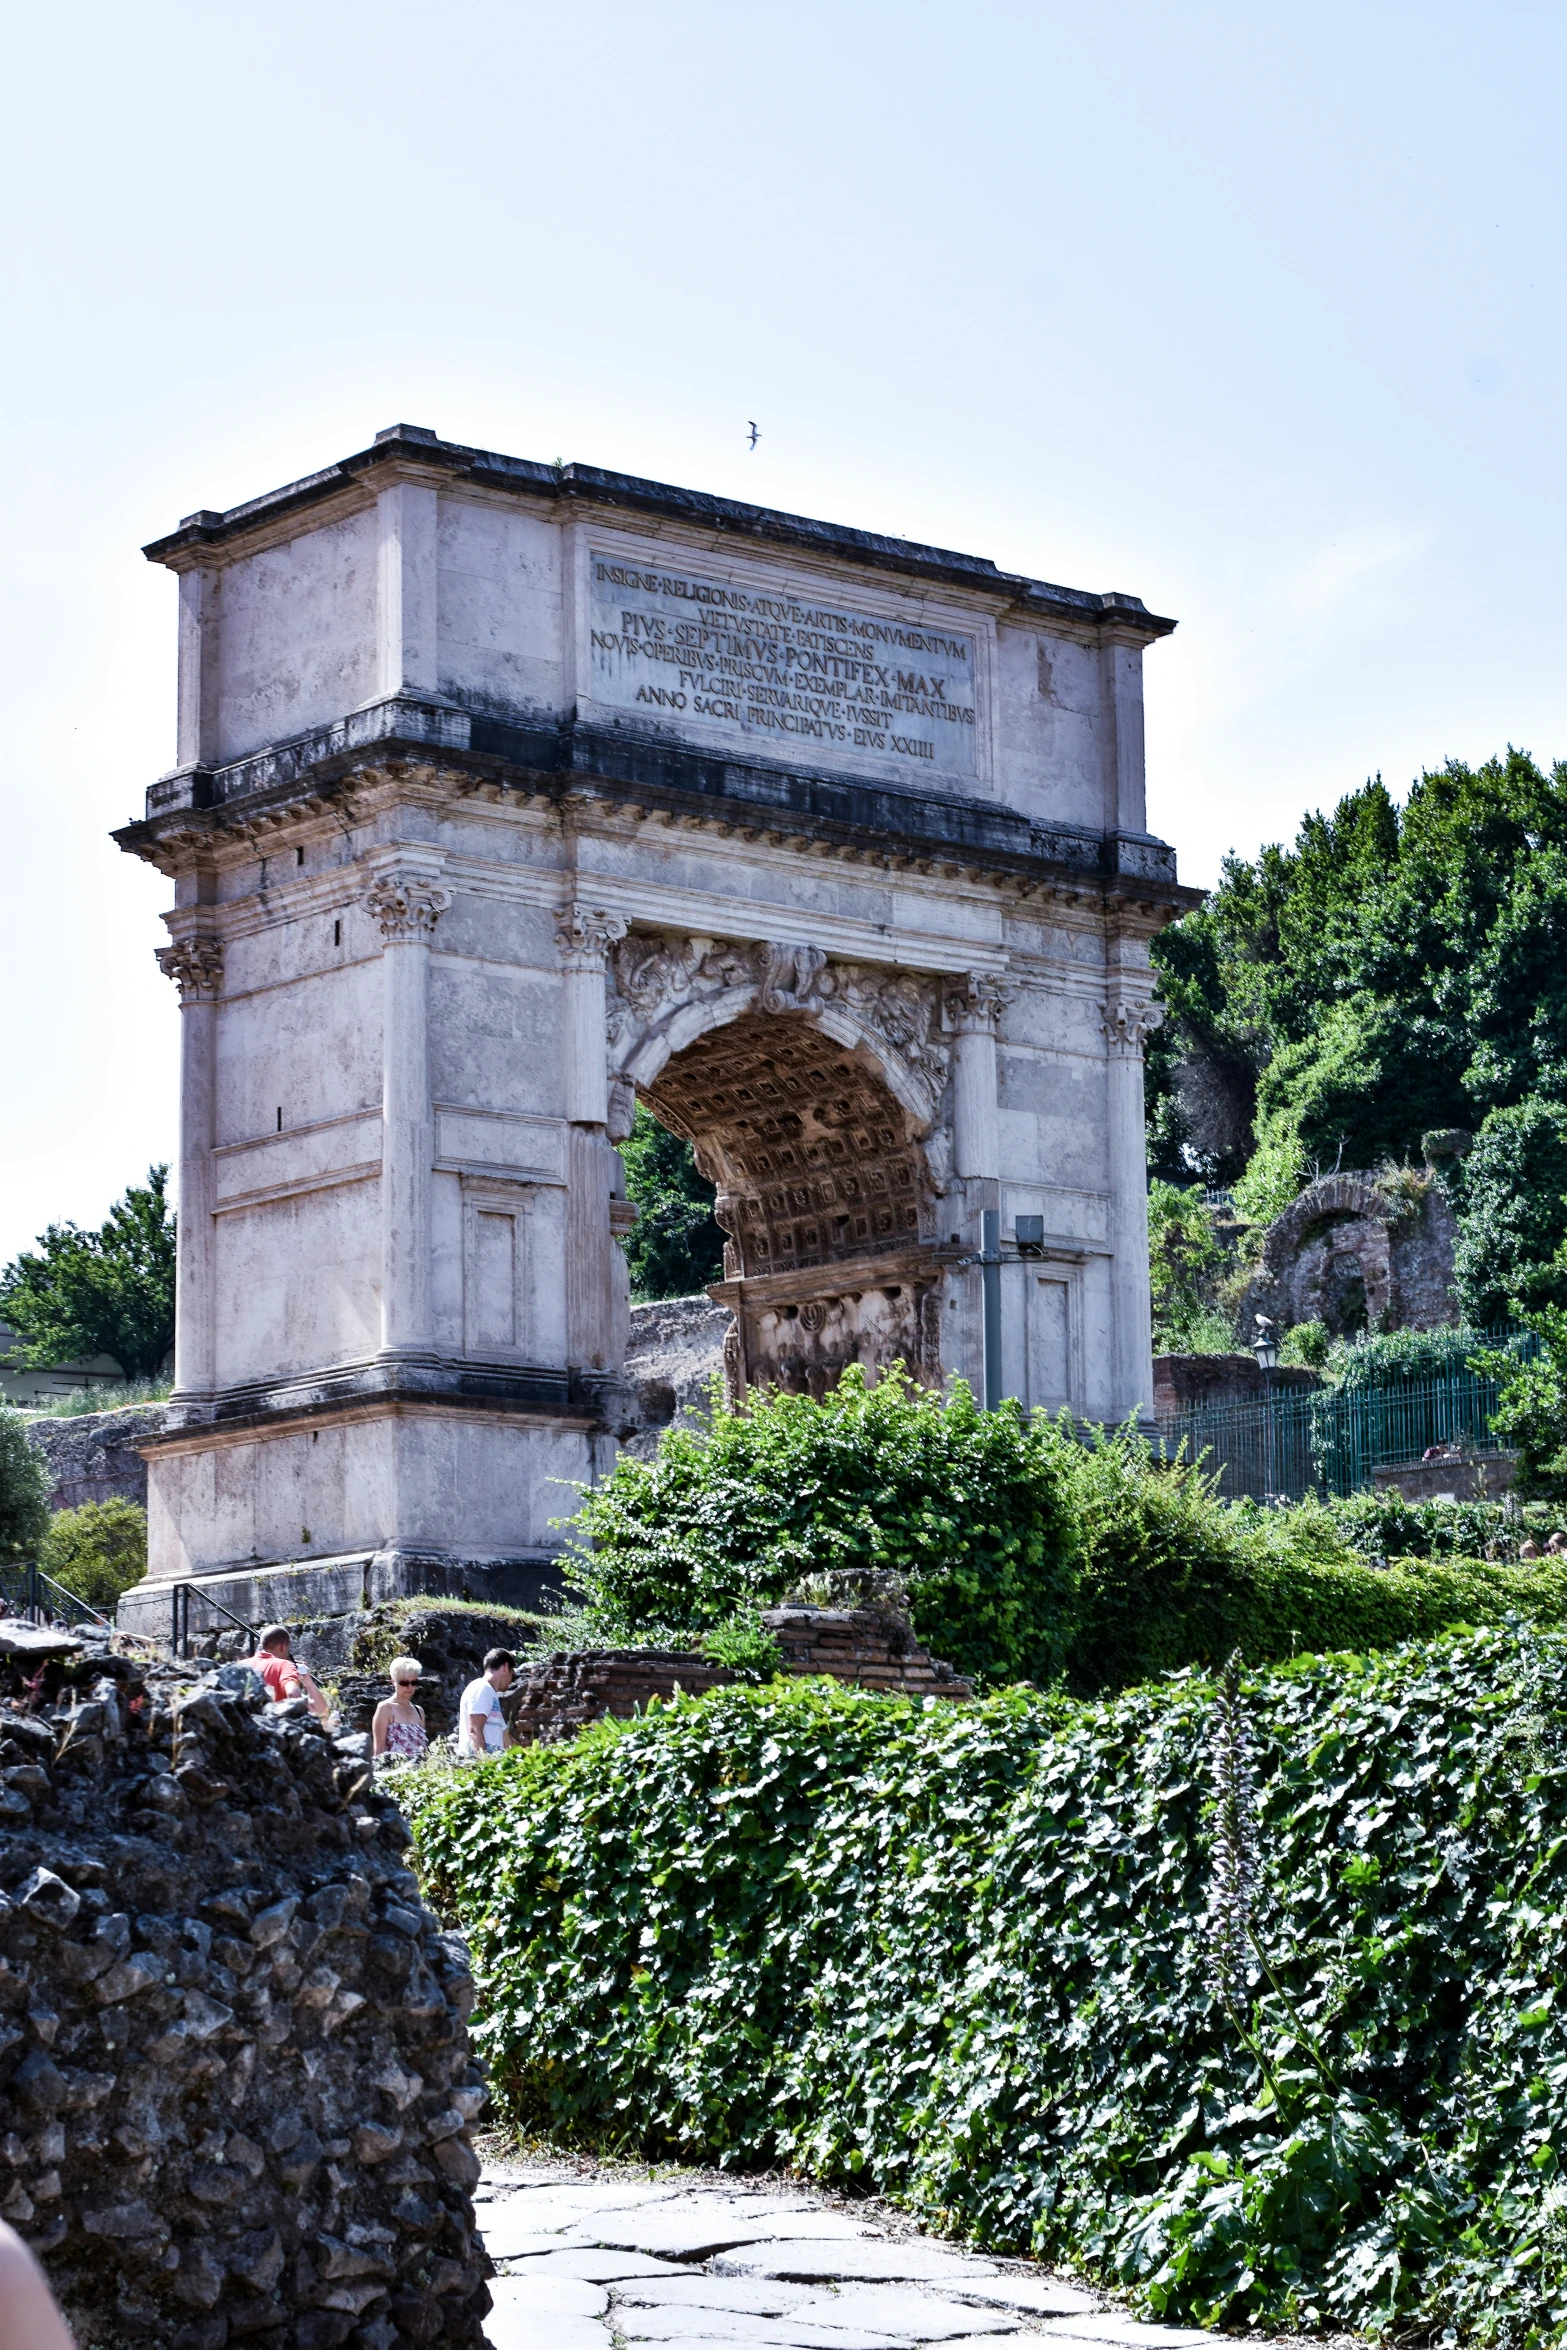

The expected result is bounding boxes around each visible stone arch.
[637,1005,948,1404]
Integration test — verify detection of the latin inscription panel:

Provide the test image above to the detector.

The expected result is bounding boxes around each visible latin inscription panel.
[589,554,979,779]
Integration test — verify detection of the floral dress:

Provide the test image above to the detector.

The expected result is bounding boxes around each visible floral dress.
[381,1711,428,1764]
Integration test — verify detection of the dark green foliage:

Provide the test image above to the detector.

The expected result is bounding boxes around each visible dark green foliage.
[1326,1484,1565,1559]
[39,1498,147,1610]
[1150,752,1567,1237]
[619,1106,725,1301]
[1453,1100,1567,1325]
[560,1366,1080,1692]
[0,1406,49,1564]
[0,1165,177,1379]
[406,1630,1567,2341]
[1481,1304,1567,1500]
[1055,1422,1567,1690]
[1146,1181,1231,1352]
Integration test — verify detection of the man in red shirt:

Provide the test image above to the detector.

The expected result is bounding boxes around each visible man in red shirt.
[247,1625,331,1722]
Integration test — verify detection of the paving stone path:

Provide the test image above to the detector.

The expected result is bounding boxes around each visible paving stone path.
[475,2158,1213,2350]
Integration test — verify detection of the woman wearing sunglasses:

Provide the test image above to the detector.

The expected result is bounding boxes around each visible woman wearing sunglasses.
[371,1656,429,1766]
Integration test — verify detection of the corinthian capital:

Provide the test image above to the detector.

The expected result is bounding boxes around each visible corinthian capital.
[944,971,1010,1034]
[1102,996,1164,1057]
[364,871,452,943]
[556,902,628,971]
[156,936,224,1001]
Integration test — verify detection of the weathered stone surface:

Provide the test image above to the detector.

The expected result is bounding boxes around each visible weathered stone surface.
[714,2240,998,2282]
[23,1403,170,1512]
[1240,1171,1460,1340]
[1152,1354,1321,1419]
[0,1647,491,2347]
[763,1608,973,1700]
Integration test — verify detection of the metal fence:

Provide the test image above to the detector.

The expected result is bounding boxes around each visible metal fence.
[1158,1368,1519,1503]
[0,1562,111,1633]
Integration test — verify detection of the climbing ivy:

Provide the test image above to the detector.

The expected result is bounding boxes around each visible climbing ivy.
[410,1630,1567,2345]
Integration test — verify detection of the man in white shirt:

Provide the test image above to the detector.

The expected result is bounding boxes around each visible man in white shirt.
[458,1649,516,1757]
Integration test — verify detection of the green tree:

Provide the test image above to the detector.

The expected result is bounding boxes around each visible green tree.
[1147,1181,1231,1352]
[1452,1100,1567,1326]
[0,1406,49,1563]
[1479,1307,1567,1500]
[0,1166,177,1379]
[619,1106,725,1301]
[39,1498,148,1612]
[1149,752,1567,1205]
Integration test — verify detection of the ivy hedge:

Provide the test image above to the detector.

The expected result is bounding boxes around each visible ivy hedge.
[410,1629,1567,2345]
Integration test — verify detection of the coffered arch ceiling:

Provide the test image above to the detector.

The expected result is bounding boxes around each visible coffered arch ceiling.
[644,1012,933,1280]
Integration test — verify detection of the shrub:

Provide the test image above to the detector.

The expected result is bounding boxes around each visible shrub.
[1050,1419,1567,1690]
[0,1406,49,1564]
[560,1365,1080,1691]
[39,1498,147,1611]
[1147,1182,1231,1353]
[405,1628,1567,2342]
[1480,1301,1567,1500]
[1454,1098,1567,1326]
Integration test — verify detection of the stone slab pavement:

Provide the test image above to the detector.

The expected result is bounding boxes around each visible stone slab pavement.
[473,2156,1216,2350]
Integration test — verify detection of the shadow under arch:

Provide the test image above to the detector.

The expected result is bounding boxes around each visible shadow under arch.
[635,1004,952,1404]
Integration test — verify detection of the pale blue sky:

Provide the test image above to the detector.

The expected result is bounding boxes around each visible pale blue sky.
[3,0,1563,1259]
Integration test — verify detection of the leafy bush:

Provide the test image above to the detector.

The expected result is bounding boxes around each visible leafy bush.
[406,1628,1567,2342]
[0,1406,49,1564]
[39,1498,147,1611]
[1278,1318,1329,1368]
[560,1366,1080,1691]
[697,1610,785,1681]
[1323,1322,1529,1390]
[0,1165,176,1379]
[1052,1421,1567,1690]
[1481,1302,1567,1500]
[1327,1484,1565,1560]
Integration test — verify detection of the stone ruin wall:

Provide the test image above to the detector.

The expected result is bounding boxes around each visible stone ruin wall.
[507,1604,973,1745]
[0,1633,491,2350]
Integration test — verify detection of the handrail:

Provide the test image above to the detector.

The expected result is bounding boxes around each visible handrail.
[168,1581,255,1658]
[0,1562,110,1632]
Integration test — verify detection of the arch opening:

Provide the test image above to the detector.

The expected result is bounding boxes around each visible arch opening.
[642,1011,948,1401]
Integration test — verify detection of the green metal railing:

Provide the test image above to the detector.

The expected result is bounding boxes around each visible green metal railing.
[0,1562,111,1633]
[1160,1367,1521,1503]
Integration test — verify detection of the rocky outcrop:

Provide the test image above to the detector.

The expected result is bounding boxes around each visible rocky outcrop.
[0,1631,491,2349]
[23,1404,171,1513]
[618,1294,731,1457]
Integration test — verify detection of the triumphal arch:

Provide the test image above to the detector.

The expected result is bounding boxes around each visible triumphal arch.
[114,424,1192,1621]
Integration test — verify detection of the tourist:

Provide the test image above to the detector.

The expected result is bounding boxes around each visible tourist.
[0,2218,74,2350]
[458,1649,515,1756]
[372,1655,429,1767]
[246,1625,332,1723]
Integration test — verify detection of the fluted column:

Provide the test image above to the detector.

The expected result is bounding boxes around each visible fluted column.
[557,903,628,1374]
[1103,993,1164,1420]
[157,936,225,1396]
[365,868,452,1359]
[945,972,1007,1180]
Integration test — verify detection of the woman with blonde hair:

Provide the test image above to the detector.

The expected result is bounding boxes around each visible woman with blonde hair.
[371,1656,429,1766]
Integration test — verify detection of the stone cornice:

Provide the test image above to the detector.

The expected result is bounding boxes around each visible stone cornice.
[143,424,1177,645]
[113,707,1202,923]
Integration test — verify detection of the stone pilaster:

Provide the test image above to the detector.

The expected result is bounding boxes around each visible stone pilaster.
[156,935,224,1395]
[945,972,1008,1182]
[1102,991,1164,1420]
[365,867,451,1358]
[556,903,628,1374]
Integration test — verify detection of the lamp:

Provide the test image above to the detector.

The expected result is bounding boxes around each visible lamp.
[1014,1215,1044,1258]
[1252,1316,1279,1373]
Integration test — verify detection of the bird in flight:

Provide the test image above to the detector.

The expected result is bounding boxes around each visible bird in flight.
[747,421,760,450]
